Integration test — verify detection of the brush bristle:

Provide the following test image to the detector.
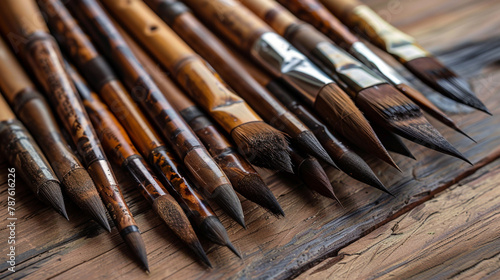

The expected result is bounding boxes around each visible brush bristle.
[199,216,241,258]
[295,130,337,168]
[62,168,110,231]
[232,121,292,172]
[122,229,149,272]
[372,124,415,160]
[237,174,284,216]
[39,181,68,220]
[404,57,490,114]
[396,83,475,142]
[210,184,245,228]
[358,85,471,164]
[337,151,391,194]
[314,83,398,169]
[298,156,341,204]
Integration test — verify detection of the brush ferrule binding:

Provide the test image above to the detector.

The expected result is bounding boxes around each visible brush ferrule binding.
[251,32,333,105]
[350,42,407,86]
[312,42,385,93]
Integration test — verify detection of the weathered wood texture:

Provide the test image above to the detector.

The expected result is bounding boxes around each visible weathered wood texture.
[0,0,499,279]
[297,158,500,280]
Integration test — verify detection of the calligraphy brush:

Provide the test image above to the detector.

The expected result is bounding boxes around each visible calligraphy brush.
[278,0,474,141]
[144,0,333,167]
[242,0,470,164]
[99,0,292,173]
[0,0,148,271]
[320,0,489,114]
[124,32,284,217]
[0,94,67,219]
[55,0,244,227]
[68,65,211,267]
[68,63,240,261]
[182,0,397,169]
[225,42,390,193]
[0,37,109,230]
[287,145,341,204]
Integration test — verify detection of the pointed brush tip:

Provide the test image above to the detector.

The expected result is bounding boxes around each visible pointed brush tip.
[212,184,246,228]
[226,241,242,259]
[189,241,212,268]
[122,230,149,272]
[39,181,68,219]
[238,174,284,216]
[295,131,338,168]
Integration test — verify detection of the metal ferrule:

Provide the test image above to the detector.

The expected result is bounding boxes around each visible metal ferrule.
[88,159,119,187]
[350,42,408,86]
[251,32,333,105]
[312,42,386,93]
[352,5,430,63]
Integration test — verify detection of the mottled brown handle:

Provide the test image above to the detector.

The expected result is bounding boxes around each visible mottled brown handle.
[281,0,359,48]
[182,0,272,53]
[0,0,49,38]
[320,0,361,17]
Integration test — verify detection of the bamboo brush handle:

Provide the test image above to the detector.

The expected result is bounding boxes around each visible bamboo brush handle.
[321,0,429,62]
[279,0,359,48]
[182,0,272,52]
[102,0,262,133]
[0,0,49,37]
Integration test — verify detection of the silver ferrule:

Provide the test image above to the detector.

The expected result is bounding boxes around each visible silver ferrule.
[88,159,119,190]
[313,42,385,93]
[350,42,408,86]
[251,32,333,105]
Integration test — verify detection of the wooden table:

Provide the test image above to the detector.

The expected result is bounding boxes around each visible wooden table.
[1,0,500,279]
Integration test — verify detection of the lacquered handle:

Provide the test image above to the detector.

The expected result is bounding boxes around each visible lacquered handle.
[0,0,49,37]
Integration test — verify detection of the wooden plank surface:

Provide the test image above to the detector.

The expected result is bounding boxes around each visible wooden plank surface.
[0,0,500,279]
[296,158,500,280]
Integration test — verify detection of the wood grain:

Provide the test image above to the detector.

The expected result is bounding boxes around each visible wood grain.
[296,158,500,280]
[0,0,499,279]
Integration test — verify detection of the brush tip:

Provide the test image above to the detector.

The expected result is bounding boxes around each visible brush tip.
[122,228,149,272]
[211,184,245,228]
[199,216,239,257]
[295,131,338,168]
[62,168,110,231]
[337,151,391,194]
[232,122,292,172]
[405,57,489,114]
[237,174,284,217]
[226,241,242,259]
[39,181,68,220]
[299,157,339,203]
[188,240,212,268]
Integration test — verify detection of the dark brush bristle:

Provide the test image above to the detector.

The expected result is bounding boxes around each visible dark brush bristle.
[396,83,475,142]
[152,195,210,266]
[232,121,292,172]
[299,156,341,205]
[372,124,416,160]
[237,174,284,216]
[199,216,242,258]
[122,229,149,272]
[210,184,245,228]
[39,181,68,220]
[314,83,398,170]
[357,85,471,164]
[294,130,337,167]
[62,168,110,231]
[404,57,490,114]
[337,150,392,195]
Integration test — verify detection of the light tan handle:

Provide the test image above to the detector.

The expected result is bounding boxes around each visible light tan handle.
[102,0,263,133]
[0,0,49,37]
[0,94,16,121]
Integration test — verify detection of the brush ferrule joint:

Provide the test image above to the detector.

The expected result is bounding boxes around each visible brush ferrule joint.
[156,0,190,25]
[251,32,333,105]
[312,42,385,93]
[350,42,407,85]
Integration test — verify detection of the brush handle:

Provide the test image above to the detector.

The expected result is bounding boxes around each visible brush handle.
[320,0,430,63]
[278,0,359,49]
[0,94,61,198]
[64,0,232,195]
[242,0,385,95]
[0,37,89,187]
[147,0,306,138]
[1,0,138,234]
[101,0,263,133]
[128,33,263,195]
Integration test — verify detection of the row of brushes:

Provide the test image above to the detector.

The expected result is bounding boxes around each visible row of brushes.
[0,0,487,273]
